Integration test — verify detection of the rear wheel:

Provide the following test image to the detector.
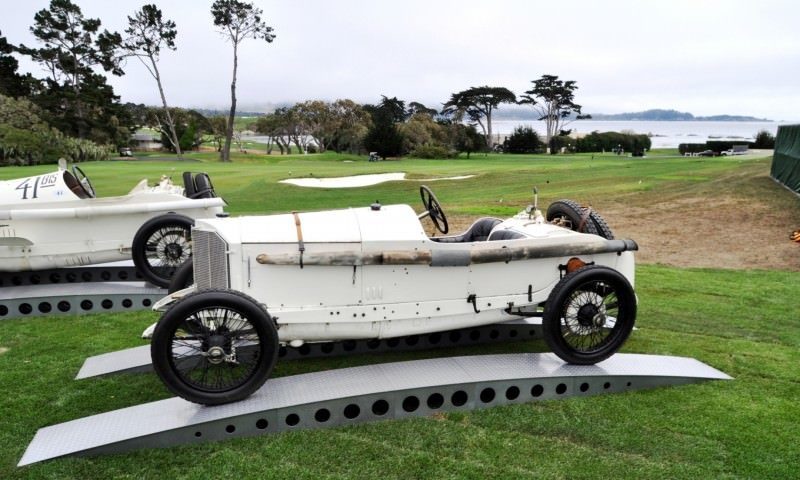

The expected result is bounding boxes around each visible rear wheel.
[151,289,278,405]
[542,265,636,364]
[133,213,193,288]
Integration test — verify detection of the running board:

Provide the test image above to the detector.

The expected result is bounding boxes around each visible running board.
[20,353,731,466]
[76,318,544,379]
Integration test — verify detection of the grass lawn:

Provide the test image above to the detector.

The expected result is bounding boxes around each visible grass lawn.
[0,151,798,478]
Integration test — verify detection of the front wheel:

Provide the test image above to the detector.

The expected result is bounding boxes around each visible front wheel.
[151,289,279,405]
[542,265,636,364]
[133,213,194,288]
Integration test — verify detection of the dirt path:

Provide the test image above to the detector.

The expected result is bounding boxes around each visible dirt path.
[443,162,800,272]
[601,167,800,271]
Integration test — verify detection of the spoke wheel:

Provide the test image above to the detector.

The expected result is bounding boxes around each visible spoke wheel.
[151,289,278,405]
[419,185,449,234]
[132,213,194,287]
[543,265,636,364]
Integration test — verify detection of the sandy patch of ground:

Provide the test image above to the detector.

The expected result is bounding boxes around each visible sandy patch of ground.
[437,168,800,272]
[281,173,475,188]
[281,173,406,188]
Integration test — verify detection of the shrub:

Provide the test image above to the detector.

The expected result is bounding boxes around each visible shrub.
[549,135,574,154]
[575,131,651,154]
[411,144,454,159]
[503,126,542,154]
[705,141,751,153]
[0,94,110,165]
[679,143,708,155]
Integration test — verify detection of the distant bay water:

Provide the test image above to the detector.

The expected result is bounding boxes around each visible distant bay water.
[492,120,787,148]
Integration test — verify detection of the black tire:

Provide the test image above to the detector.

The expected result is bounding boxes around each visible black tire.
[132,213,194,288]
[542,265,636,364]
[589,211,614,240]
[151,289,279,405]
[168,258,194,294]
[546,199,599,235]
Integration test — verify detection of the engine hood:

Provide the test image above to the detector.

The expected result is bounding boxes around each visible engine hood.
[194,204,425,245]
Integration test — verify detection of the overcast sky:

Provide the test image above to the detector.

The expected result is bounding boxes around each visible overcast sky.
[3,0,799,120]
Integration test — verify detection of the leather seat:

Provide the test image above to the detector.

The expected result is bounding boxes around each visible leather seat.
[487,228,526,241]
[183,172,216,199]
[433,217,502,243]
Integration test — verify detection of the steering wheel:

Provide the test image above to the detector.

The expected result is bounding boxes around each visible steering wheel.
[72,165,96,198]
[419,185,449,234]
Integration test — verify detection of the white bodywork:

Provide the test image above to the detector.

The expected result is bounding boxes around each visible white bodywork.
[0,167,225,271]
[168,203,636,344]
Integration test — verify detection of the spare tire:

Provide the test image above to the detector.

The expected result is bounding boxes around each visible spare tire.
[589,211,614,240]
[546,199,599,235]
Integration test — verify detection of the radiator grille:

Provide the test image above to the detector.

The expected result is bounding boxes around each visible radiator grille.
[192,229,229,290]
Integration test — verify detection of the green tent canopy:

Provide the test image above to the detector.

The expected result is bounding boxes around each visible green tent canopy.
[772,124,800,194]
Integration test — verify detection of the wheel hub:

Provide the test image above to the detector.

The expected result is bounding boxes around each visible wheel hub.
[204,334,231,365]
[206,346,226,365]
[163,243,183,262]
[577,304,599,327]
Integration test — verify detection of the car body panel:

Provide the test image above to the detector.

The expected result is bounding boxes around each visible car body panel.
[184,204,636,343]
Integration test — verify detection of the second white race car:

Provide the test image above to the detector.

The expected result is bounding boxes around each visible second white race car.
[0,162,226,287]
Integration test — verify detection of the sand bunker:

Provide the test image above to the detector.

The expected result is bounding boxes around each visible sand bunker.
[280,172,474,188]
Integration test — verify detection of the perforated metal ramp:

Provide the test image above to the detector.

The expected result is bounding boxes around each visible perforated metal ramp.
[0,262,142,288]
[20,353,731,466]
[0,282,165,319]
[76,318,544,379]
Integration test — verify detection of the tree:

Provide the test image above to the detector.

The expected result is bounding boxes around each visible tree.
[442,86,516,148]
[753,130,775,149]
[0,31,36,98]
[294,100,336,152]
[328,99,370,153]
[208,115,227,152]
[123,4,182,157]
[211,0,275,162]
[1,94,109,165]
[519,74,590,145]
[292,99,371,153]
[363,96,406,159]
[446,122,485,158]
[399,113,448,154]
[254,109,293,154]
[407,101,439,118]
[147,108,208,153]
[19,0,123,140]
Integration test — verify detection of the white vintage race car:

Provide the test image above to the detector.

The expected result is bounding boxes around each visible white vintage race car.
[148,186,639,405]
[0,163,226,286]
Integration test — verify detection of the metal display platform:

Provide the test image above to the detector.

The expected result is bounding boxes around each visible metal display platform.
[0,282,166,319]
[76,318,545,379]
[0,263,142,288]
[20,353,731,466]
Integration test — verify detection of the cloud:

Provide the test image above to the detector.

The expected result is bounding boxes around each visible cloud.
[3,0,799,119]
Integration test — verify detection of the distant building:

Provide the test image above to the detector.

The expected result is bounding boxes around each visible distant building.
[131,133,162,151]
